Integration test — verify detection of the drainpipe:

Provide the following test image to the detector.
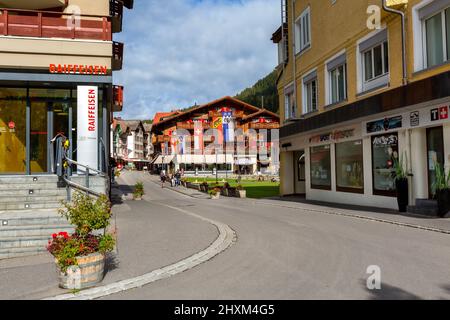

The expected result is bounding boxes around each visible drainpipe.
[291,0,297,117]
[382,0,408,85]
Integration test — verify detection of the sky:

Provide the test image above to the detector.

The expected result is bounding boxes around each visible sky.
[114,0,280,120]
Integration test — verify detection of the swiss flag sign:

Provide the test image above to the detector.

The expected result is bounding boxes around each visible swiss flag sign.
[439,106,448,120]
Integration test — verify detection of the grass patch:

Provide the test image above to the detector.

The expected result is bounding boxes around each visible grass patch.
[185,178,279,199]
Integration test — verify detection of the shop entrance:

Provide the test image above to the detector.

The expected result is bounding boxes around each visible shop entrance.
[427,126,444,199]
[294,150,306,194]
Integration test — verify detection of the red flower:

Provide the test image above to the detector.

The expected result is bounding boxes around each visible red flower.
[52,233,57,239]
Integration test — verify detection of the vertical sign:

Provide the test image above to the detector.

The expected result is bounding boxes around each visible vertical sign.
[77,86,98,172]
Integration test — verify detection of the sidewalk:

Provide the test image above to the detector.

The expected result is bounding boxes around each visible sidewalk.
[0,177,218,300]
[260,196,450,234]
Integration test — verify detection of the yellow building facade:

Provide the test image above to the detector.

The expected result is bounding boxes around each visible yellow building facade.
[274,0,450,215]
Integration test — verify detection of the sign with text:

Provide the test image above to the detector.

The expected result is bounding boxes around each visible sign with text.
[77,86,98,173]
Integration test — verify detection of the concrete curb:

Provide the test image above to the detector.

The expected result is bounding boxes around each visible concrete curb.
[43,203,237,300]
[258,201,450,235]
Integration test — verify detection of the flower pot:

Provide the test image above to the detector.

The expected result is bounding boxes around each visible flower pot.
[210,193,220,200]
[237,190,246,198]
[436,188,450,218]
[57,252,105,290]
[395,178,409,213]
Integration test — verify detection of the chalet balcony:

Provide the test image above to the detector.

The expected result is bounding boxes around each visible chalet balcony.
[113,85,124,112]
[0,0,66,10]
[110,0,123,33]
[156,135,171,143]
[248,122,279,130]
[0,8,112,41]
[112,41,123,70]
[177,122,209,130]
[208,110,244,118]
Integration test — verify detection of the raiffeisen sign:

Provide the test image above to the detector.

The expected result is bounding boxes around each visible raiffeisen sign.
[49,64,108,75]
[77,86,98,173]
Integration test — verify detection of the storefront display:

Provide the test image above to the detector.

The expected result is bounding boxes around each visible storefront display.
[372,133,399,196]
[336,140,364,193]
[310,145,331,190]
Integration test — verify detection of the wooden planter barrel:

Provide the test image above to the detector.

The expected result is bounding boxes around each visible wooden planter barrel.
[57,252,105,290]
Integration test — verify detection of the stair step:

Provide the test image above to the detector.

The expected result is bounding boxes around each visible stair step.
[0,246,49,260]
[0,202,63,211]
[415,199,438,208]
[0,235,51,249]
[407,205,439,217]
[0,195,67,203]
[0,183,64,191]
[0,225,74,237]
[0,176,60,184]
[0,189,68,197]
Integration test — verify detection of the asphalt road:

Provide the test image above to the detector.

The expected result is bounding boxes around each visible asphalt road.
[104,171,450,300]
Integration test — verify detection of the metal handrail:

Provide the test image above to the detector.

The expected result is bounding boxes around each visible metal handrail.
[62,177,103,197]
[65,158,105,176]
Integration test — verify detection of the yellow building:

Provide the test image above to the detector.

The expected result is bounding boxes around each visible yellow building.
[273,0,450,215]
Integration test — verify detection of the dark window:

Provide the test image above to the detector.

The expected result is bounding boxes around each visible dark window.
[310,145,331,190]
[336,140,364,193]
[371,133,399,196]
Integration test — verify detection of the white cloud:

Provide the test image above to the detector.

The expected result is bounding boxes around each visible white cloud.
[114,0,280,119]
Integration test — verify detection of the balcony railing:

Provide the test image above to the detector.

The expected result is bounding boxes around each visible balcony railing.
[0,8,111,41]
[249,122,279,130]
[112,41,123,70]
[110,0,123,33]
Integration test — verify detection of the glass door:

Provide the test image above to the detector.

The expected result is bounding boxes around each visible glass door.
[30,101,49,173]
[0,88,27,174]
[427,126,445,199]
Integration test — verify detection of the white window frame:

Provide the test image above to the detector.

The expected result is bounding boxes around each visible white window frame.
[422,8,449,69]
[329,64,347,104]
[302,69,318,115]
[284,83,296,120]
[413,0,450,72]
[356,27,390,94]
[362,41,389,83]
[295,7,311,54]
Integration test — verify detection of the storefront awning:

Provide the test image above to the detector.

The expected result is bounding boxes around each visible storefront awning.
[152,155,174,165]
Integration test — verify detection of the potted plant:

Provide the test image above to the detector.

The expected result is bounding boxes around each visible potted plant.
[48,193,115,290]
[209,188,221,200]
[393,153,408,212]
[133,181,144,200]
[432,162,450,218]
[236,184,247,198]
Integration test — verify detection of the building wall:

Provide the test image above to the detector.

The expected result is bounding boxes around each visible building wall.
[277,0,450,207]
[0,0,112,71]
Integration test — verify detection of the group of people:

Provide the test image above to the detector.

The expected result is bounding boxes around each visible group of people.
[160,169,183,188]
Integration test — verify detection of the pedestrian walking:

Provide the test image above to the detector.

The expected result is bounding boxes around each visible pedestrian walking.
[160,170,166,188]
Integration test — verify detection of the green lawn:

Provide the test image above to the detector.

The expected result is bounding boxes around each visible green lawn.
[185,177,280,199]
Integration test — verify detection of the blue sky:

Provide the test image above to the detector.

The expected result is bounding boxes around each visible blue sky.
[114,0,280,120]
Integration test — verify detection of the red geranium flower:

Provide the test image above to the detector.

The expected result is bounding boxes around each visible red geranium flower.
[52,233,57,239]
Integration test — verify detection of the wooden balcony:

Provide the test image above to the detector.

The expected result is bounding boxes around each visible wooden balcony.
[177,122,209,130]
[112,85,123,112]
[156,135,171,143]
[249,122,279,130]
[0,0,66,10]
[208,110,244,118]
[0,8,112,41]
[112,41,123,70]
[110,0,123,33]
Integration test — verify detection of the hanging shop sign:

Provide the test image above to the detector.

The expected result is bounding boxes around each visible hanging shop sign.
[77,86,98,173]
[49,64,108,75]
[309,129,355,144]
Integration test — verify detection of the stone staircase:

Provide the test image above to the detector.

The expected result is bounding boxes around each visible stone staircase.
[0,209,75,259]
[0,175,108,259]
[407,199,439,217]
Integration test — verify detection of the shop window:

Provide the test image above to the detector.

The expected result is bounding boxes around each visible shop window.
[336,140,364,193]
[310,145,331,190]
[372,133,399,196]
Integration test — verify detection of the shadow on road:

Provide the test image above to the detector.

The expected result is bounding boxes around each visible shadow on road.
[360,279,422,300]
